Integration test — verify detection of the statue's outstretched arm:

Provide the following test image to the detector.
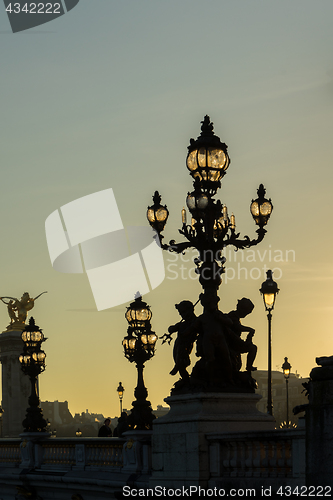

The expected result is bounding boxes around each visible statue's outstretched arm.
[33,291,48,301]
[168,322,182,334]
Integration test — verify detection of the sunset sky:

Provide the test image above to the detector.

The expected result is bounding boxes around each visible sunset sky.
[0,1,333,418]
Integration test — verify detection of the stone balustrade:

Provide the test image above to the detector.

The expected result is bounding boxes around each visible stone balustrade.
[40,438,124,469]
[0,427,306,498]
[207,427,305,490]
[0,437,125,470]
[0,436,140,500]
[0,439,21,465]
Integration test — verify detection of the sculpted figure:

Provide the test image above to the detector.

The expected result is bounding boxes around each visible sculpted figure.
[226,298,257,374]
[188,293,257,390]
[196,292,234,385]
[0,292,47,329]
[7,300,17,324]
[167,292,258,393]
[184,292,235,387]
[168,300,198,380]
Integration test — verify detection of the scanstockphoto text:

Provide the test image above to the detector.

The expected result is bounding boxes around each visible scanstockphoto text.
[165,246,295,283]
[122,485,331,497]
[122,485,257,497]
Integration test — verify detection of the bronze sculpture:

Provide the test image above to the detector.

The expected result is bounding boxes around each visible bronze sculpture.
[166,293,258,393]
[168,300,198,381]
[0,292,47,330]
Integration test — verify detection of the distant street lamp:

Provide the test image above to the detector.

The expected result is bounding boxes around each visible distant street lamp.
[122,295,157,430]
[19,317,47,432]
[282,357,292,428]
[117,382,125,415]
[76,428,82,437]
[260,270,279,416]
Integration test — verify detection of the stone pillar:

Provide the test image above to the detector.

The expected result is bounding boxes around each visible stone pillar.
[150,392,275,488]
[122,430,153,475]
[0,330,30,437]
[306,362,333,488]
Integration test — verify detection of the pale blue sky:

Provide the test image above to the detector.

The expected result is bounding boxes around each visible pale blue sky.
[0,1,333,416]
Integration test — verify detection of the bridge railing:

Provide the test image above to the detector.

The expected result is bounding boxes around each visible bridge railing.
[39,438,124,469]
[0,439,21,466]
[0,432,153,476]
[207,428,305,488]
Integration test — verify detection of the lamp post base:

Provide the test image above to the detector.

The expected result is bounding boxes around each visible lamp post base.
[127,398,156,431]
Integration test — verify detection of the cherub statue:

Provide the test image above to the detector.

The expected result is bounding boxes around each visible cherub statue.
[168,300,198,380]
[184,292,257,391]
[194,291,235,386]
[0,291,47,330]
[226,298,257,374]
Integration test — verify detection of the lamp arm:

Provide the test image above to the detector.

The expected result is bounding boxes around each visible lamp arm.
[167,240,193,254]
[221,227,267,251]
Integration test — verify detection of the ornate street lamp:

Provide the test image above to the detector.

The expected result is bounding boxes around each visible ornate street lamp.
[186,115,230,194]
[122,295,157,430]
[147,191,169,235]
[260,270,279,416]
[147,116,273,297]
[250,184,273,227]
[282,357,292,428]
[117,382,125,415]
[75,428,82,437]
[19,317,47,433]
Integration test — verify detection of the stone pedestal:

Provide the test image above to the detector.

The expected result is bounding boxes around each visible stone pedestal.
[122,430,153,475]
[306,367,333,488]
[20,431,51,468]
[0,330,30,437]
[150,392,275,488]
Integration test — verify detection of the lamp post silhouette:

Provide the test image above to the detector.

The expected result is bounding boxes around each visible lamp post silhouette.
[146,116,273,300]
[19,317,47,433]
[122,295,157,430]
[282,357,291,427]
[260,270,279,416]
[117,382,125,415]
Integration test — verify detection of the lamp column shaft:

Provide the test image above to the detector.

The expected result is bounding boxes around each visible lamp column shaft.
[286,378,289,428]
[267,311,273,416]
[28,375,39,408]
[127,359,155,430]
[135,361,148,403]
[120,399,123,415]
[22,373,47,433]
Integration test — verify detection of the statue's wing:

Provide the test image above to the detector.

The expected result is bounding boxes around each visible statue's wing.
[0,296,17,303]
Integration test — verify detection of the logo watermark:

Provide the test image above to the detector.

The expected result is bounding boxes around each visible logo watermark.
[165,246,295,283]
[3,0,80,33]
[45,188,165,310]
